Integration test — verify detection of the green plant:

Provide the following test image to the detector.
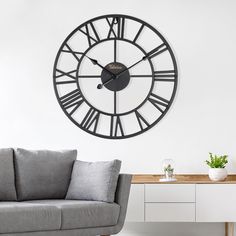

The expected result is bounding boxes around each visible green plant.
[164,164,174,172]
[205,153,228,168]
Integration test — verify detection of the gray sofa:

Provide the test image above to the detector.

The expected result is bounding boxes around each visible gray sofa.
[0,148,132,236]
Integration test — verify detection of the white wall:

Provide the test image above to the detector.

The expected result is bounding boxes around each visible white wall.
[0,0,236,235]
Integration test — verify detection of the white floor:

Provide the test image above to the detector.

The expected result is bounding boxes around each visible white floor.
[118,223,225,236]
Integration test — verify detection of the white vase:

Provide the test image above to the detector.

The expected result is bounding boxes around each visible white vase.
[208,168,227,181]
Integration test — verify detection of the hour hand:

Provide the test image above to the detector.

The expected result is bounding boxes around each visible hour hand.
[85,56,115,76]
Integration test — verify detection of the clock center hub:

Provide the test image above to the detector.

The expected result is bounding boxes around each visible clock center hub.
[101,62,130,91]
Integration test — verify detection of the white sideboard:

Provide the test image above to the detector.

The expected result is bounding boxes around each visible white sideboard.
[126,175,236,236]
[196,184,236,222]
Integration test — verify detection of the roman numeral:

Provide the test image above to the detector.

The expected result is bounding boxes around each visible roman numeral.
[79,22,100,46]
[81,108,100,133]
[110,116,124,137]
[117,17,125,38]
[148,93,170,113]
[130,70,177,82]
[62,44,84,62]
[106,17,125,39]
[55,69,77,84]
[59,89,84,115]
[154,70,176,82]
[133,24,144,43]
[135,110,149,130]
[144,43,168,60]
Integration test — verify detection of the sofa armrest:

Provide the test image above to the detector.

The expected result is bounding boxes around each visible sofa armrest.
[113,174,132,232]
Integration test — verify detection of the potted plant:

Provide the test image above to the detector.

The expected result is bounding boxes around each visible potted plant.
[164,164,174,179]
[159,159,177,182]
[205,153,228,181]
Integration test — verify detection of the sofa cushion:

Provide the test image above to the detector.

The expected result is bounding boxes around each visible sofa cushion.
[14,148,77,200]
[0,148,17,201]
[0,202,61,233]
[25,199,120,229]
[66,160,121,202]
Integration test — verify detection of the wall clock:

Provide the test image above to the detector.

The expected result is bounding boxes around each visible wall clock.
[53,14,178,139]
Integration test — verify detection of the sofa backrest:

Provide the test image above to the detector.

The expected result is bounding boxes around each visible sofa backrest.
[14,148,77,201]
[0,148,17,201]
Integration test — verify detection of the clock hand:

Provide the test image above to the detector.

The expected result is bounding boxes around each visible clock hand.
[116,56,146,78]
[97,58,144,89]
[97,57,145,89]
[97,74,116,89]
[84,55,115,76]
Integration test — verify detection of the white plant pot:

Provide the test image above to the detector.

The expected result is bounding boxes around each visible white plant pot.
[208,168,227,181]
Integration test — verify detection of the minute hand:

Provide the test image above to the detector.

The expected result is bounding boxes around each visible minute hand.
[97,57,145,89]
[97,74,115,89]
[116,56,146,77]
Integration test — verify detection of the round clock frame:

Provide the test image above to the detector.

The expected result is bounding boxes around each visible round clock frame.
[53,14,178,139]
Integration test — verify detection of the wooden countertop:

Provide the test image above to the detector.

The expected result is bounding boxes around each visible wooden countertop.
[132,174,236,184]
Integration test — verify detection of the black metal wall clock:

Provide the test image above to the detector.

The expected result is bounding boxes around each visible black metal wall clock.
[53,14,178,139]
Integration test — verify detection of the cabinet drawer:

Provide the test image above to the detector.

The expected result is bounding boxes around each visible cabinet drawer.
[145,203,195,222]
[145,184,195,202]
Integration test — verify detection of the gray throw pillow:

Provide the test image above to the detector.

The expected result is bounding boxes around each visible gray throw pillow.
[0,148,17,201]
[66,159,121,203]
[15,148,77,200]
